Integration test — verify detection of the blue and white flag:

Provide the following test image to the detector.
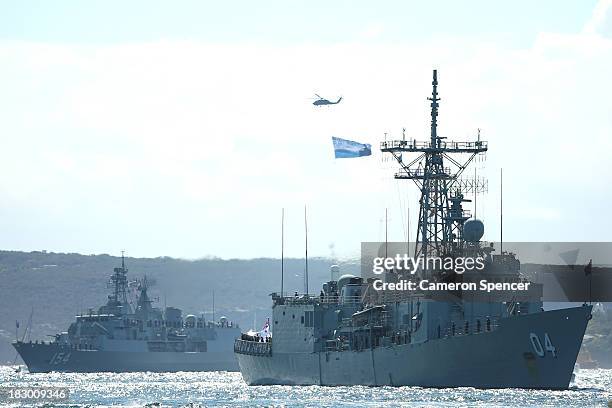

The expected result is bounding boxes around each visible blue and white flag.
[259,318,271,339]
[332,137,372,159]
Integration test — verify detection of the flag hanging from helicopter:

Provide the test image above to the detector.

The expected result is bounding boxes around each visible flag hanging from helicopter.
[332,137,372,159]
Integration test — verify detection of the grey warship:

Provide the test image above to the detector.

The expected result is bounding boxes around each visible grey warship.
[13,255,240,373]
[234,70,593,389]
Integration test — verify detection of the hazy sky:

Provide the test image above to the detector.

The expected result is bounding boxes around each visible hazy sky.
[0,0,611,259]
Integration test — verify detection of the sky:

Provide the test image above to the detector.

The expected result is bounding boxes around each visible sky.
[0,0,611,259]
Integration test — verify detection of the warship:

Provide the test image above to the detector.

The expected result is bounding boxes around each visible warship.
[13,255,240,373]
[234,70,593,389]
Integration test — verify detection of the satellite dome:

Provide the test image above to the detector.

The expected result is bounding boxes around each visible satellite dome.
[337,274,357,292]
[184,314,196,327]
[463,219,485,243]
[337,273,356,282]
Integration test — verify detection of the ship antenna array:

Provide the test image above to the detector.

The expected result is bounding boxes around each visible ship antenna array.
[281,208,285,297]
[380,69,488,269]
[107,251,130,311]
[304,205,309,295]
[500,168,503,254]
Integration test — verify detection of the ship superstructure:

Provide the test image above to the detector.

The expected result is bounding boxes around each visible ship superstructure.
[13,255,240,373]
[234,70,592,389]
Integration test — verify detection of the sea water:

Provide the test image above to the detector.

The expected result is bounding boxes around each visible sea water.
[0,366,609,407]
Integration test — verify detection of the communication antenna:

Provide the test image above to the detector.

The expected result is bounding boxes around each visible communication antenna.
[281,208,285,297]
[407,204,410,255]
[212,290,215,324]
[304,206,309,295]
[23,307,33,343]
[474,167,477,219]
[500,168,503,254]
[385,208,388,259]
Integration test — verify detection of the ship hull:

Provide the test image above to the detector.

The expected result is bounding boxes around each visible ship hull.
[236,305,592,389]
[13,342,239,373]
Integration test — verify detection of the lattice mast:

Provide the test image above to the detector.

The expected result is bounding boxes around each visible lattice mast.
[107,251,130,311]
[381,70,487,267]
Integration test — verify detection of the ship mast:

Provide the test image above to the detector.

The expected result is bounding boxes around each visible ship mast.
[381,70,488,273]
[107,251,131,315]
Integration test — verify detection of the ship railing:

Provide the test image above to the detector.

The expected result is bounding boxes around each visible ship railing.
[275,292,431,306]
[325,338,350,352]
[394,167,452,180]
[320,295,362,304]
[316,295,367,305]
[366,290,425,305]
[441,317,500,338]
[380,139,488,152]
[274,294,363,305]
[317,295,340,304]
[234,338,272,357]
[274,294,318,305]
[325,340,337,352]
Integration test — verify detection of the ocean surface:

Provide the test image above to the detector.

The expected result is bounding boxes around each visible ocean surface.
[0,366,610,407]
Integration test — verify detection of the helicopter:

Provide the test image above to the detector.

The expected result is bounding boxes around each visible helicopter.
[312,94,342,106]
